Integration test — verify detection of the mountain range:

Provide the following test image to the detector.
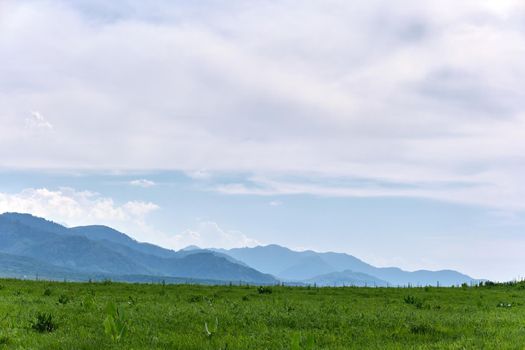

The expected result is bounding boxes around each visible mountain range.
[215,245,478,286]
[0,213,480,286]
[0,213,275,284]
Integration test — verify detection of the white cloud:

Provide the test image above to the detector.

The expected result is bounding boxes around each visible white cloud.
[0,1,525,211]
[25,111,53,130]
[171,221,260,249]
[0,187,258,250]
[185,170,212,180]
[269,200,282,207]
[129,179,156,188]
[0,187,159,241]
[215,171,525,211]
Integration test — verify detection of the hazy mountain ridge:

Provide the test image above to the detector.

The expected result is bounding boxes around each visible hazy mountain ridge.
[0,213,480,286]
[0,213,277,284]
[0,251,245,285]
[216,245,480,287]
[303,270,390,287]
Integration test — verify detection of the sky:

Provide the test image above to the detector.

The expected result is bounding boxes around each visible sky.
[1,0,525,281]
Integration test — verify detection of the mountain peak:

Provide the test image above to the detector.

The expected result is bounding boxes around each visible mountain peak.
[181,245,201,251]
[0,212,69,233]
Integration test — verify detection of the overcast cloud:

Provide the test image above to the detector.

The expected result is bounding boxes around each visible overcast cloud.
[1,0,525,211]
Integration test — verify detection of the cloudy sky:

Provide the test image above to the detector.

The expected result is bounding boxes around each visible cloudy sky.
[1,0,525,281]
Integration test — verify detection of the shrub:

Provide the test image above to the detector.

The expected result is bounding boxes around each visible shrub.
[31,313,57,333]
[43,288,52,296]
[257,286,273,295]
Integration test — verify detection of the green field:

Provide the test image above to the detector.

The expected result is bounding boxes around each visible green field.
[0,279,524,349]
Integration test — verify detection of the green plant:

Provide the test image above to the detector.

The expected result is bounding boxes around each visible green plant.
[290,333,300,350]
[31,312,57,333]
[0,334,10,345]
[496,302,512,308]
[257,286,272,294]
[404,295,424,309]
[204,317,219,338]
[81,295,95,309]
[103,302,128,343]
[58,294,70,304]
[43,287,52,296]
[189,295,203,303]
[291,333,315,350]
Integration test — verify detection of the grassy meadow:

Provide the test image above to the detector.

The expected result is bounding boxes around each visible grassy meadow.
[0,279,524,349]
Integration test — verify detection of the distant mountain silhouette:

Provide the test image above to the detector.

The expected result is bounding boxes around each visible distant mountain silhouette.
[0,213,277,284]
[278,255,336,280]
[0,251,78,279]
[304,270,389,287]
[70,225,178,258]
[217,245,480,286]
[0,213,481,286]
[0,252,247,285]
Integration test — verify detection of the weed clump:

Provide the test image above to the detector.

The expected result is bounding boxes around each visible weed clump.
[188,295,203,303]
[81,295,96,309]
[31,313,57,333]
[257,286,273,295]
[404,295,424,309]
[497,302,512,308]
[58,294,70,305]
[0,334,10,345]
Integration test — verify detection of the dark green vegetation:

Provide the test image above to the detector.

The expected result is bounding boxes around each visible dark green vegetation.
[0,279,524,349]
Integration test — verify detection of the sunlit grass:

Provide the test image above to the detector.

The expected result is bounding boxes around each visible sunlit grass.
[0,279,523,349]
